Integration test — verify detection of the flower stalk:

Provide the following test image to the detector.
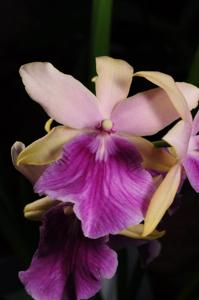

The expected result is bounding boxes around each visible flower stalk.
[89,0,113,85]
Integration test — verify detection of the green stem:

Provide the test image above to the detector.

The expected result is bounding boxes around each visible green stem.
[89,0,113,87]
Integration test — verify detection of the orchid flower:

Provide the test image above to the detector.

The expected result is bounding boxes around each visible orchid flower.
[141,89,199,237]
[17,56,199,239]
[11,141,165,240]
[11,141,163,300]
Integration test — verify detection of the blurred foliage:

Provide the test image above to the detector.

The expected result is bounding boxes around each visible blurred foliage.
[176,272,199,300]
[2,289,32,300]
[187,46,199,86]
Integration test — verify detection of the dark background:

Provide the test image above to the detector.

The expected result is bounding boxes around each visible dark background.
[0,0,199,299]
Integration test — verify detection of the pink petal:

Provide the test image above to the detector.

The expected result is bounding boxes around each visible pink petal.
[112,86,188,136]
[34,133,154,238]
[192,110,199,135]
[95,56,133,118]
[163,120,192,160]
[176,82,199,114]
[183,153,199,192]
[19,62,102,129]
[188,135,199,152]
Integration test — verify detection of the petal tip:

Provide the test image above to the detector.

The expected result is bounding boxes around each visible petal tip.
[142,226,153,238]
[11,141,26,165]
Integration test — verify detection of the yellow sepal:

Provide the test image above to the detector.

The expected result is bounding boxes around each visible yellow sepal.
[17,126,80,166]
[24,197,60,221]
[44,118,53,133]
[120,224,165,240]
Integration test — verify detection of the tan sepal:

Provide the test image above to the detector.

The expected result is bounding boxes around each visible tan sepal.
[124,135,177,172]
[17,126,80,165]
[24,197,60,221]
[120,224,165,240]
[134,71,192,123]
[143,163,182,237]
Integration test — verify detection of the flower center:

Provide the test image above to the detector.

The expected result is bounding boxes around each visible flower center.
[101,119,113,132]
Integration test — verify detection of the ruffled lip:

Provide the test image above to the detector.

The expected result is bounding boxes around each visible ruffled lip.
[34,132,155,238]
